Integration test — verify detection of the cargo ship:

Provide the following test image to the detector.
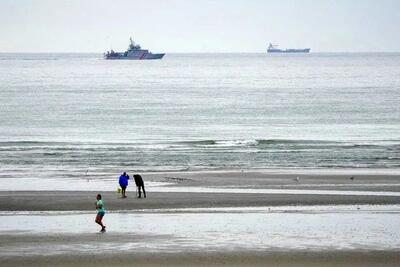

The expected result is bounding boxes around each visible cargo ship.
[267,43,310,53]
[104,38,165,60]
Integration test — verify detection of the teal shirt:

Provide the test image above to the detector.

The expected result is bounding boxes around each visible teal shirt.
[96,199,105,213]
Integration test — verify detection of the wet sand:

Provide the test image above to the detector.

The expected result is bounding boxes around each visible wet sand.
[1,191,400,211]
[2,206,399,253]
[1,170,400,266]
[153,169,400,191]
[1,170,400,211]
[2,250,400,267]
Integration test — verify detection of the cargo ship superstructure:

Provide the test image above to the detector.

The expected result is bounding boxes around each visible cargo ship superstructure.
[267,43,310,53]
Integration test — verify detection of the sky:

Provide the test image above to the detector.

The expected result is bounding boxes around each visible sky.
[0,0,399,53]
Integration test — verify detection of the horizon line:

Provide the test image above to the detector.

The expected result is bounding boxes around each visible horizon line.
[1,51,400,54]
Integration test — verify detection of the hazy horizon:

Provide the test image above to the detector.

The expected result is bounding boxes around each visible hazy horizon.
[1,0,399,53]
[2,51,400,55]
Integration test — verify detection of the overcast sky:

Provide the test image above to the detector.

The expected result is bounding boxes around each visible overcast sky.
[0,0,399,53]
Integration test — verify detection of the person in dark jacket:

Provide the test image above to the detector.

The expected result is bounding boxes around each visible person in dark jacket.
[118,172,129,198]
[133,174,146,198]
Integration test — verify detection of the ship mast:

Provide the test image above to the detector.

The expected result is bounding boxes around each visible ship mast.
[128,37,140,50]
[129,37,135,49]
[268,43,278,49]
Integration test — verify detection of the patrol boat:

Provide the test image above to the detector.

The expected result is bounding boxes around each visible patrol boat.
[267,43,310,53]
[104,38,165,60]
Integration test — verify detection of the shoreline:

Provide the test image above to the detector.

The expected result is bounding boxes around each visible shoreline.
[2,169,400,192]
[1,170,399,211]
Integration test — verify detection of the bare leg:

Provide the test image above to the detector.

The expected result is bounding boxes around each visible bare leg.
[95,215,106,232]
[95,219,104,228]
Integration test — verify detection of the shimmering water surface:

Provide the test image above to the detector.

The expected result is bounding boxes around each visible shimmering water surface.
[0,53,399,180]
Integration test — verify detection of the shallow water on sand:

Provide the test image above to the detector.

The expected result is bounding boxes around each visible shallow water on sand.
[1,176,400,196]
[1,205,399,256]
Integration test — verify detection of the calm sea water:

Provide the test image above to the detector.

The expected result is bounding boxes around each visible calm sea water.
[0,53,399,179]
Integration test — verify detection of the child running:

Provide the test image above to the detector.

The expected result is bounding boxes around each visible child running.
[95,194,106,233]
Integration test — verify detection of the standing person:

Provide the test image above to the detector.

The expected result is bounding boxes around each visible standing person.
[119,172,129,198]
[95,194,106,233]
[133,174,146,198]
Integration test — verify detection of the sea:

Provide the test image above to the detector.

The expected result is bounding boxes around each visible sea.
[0,53,399,181]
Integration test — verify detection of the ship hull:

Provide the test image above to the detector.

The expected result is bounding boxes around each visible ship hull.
[105,53,165,60]
[268,48,310,53]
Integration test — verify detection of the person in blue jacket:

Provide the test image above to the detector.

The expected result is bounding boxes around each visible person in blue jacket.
[119,172,129,198]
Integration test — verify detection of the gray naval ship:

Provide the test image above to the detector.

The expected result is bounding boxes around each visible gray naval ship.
[267,43,310,53]
[104,38,165,60]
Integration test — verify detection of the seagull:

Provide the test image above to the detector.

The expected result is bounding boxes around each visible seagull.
[294,176,300,182]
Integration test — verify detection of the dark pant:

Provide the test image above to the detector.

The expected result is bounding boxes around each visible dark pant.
[137,185,146,198]
[120,185,127,197]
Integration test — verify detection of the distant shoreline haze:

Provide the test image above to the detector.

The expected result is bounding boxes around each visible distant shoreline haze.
[1,51,400,55]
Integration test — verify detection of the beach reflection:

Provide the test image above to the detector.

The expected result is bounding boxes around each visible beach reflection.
[1,205,399,256]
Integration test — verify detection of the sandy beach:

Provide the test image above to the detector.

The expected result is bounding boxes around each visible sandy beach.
[2,1,400,263]
[2,250,400,267]
[1,170,400,211]
[1,190,400,211]
[1,170,400,266]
